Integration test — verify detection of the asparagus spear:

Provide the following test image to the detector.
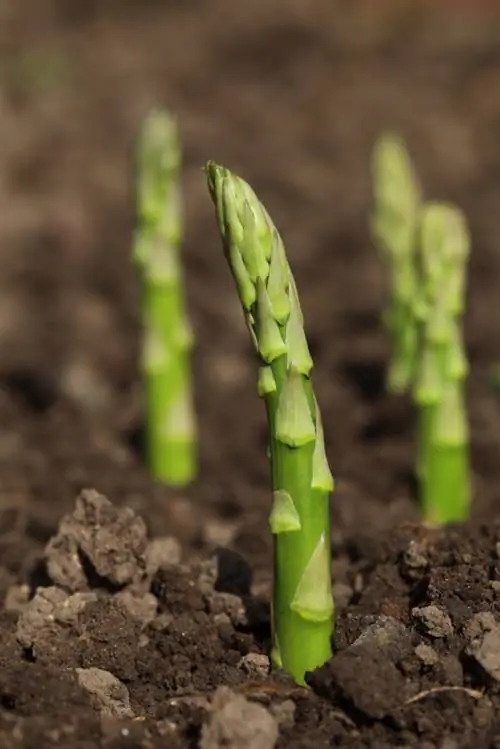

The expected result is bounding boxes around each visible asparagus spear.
[134,110,197,487]
[414,202,470,526]
[372,135,421,394]
[205,162,334,685]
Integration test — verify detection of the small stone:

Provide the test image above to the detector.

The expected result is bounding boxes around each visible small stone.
[269,699,295,730]
[414,643,439,667]
[76,667,134,718]
[214,613,231,627]
[403,540,428,569]
[4,584,30,613]
[150,612,174,631]
[203,520,238,548]
[55,592,98,625]
[45,490,148,591]
[331,581,353,611]
[207,592,247,627]
[412,605,453,638]
[465,614,500,682]
[200,686,278,749]
[145,537,182,577]
[352,616,411,661]
[465,612,496,642]
[115,590,157,626]
[237,653,270,678]
[197,557,219,596]
[16,586,68,649]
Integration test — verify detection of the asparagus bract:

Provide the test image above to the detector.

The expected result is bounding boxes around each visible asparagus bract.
[206,162,334,685]
[134,110,196,486]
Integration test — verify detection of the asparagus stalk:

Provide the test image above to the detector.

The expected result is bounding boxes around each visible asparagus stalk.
[134,110,197,487]
[205,162,334,685]
[414,203,470,526]
[371,135,421,394]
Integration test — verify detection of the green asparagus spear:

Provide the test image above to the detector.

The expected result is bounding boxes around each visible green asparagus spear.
[206,162,334,685]
[372,135,421,394]
[414,203,470,526]
[134,110,197,487]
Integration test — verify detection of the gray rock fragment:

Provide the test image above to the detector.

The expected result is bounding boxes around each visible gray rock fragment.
[16,586,67,649]
[464,612,496,642]
[45,489,148,591]
[237,653,270,678]
[269,699,296,730]
[200,686,278,749]
[465,612,500,681]
[145,536,182,577]
[351,615,411,661]
[56,591,99,625]
[76,667,134,718]
[207,592,247,627]
[414,643,439,667]
[331,581,353,611]
[403,540,428,570]
[115,590,157,626]
[309,616,411,720]
[16,586,98,649]
[4,584,30,613]
[197,557,219,596]
[412,605,453,638]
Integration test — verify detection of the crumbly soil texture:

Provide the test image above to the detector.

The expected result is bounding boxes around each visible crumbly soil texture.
[2,2,500,748]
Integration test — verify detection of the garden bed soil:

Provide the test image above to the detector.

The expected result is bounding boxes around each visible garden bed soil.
[2,1,500,747]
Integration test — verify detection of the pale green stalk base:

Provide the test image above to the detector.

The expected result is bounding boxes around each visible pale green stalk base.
[143,282,196,488]
[418,382,470,527]
[272,507,333,682]
[266,361,333,684]
[420,444,470,526]
[146,374,196,486]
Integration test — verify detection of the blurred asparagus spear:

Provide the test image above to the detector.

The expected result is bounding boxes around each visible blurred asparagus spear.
[134,110,197,487]
[413,203,470,526]
[372,135,421,394]
[206,162,334,685]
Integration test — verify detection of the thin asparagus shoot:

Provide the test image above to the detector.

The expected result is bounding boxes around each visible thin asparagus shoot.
[372,134,421,394]
[134,110,197,487]
[205,162,334,685]
[414,202,470,526]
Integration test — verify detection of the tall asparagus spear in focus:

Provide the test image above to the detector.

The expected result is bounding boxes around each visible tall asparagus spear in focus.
[414,203,470,526]
[134,110,197,487]
[205,162,334,685]
[372,135,421,394]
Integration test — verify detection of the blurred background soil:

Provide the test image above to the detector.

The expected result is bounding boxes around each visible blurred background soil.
[1,0,499,569]
[1,2,500,743]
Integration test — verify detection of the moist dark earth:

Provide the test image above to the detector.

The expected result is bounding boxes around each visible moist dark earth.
[2,1,500,748]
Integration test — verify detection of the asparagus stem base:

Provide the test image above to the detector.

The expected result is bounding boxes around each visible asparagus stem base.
[146,371,196,486]
[420,443,470,526]
[144,282,196,487]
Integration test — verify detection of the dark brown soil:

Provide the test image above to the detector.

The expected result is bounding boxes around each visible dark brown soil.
[2,1,500,747]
